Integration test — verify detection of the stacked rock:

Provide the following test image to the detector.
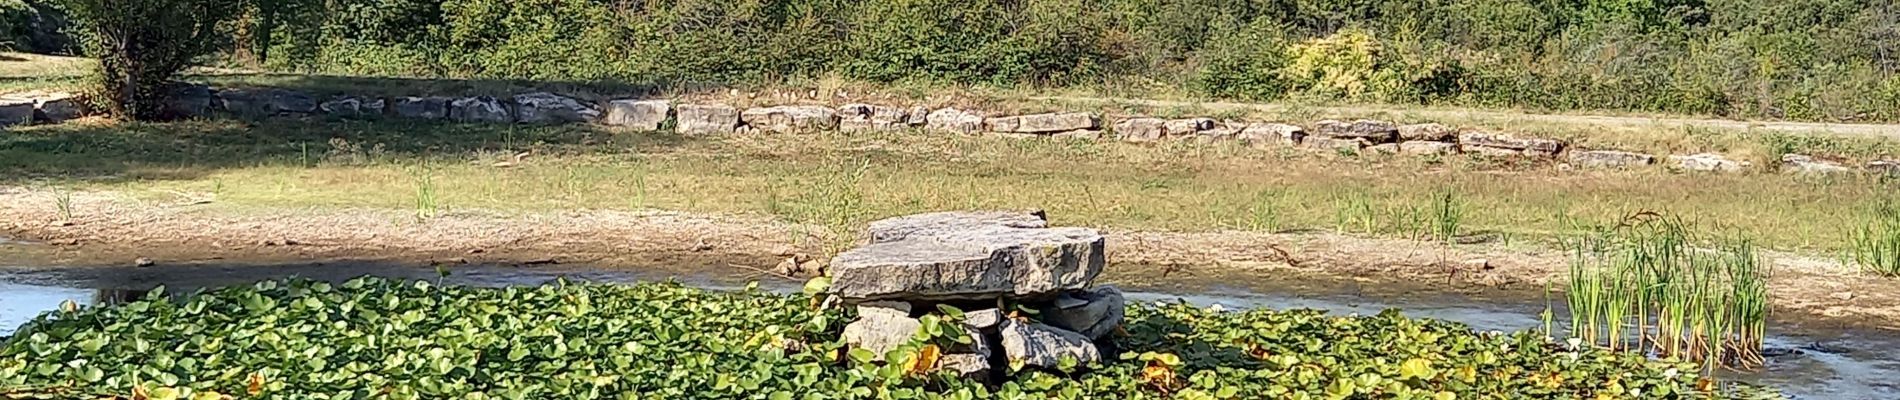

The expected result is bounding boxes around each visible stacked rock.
[828,210,1123,381]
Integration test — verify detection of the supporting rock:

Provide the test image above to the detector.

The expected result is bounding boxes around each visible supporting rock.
[841,302,920,361]
[1037,286,1125,340]
[676,104,741,135]
[1000,319,1102,370]
[604,99,671,131]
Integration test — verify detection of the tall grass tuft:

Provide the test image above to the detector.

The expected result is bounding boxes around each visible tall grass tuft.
[1428,191,1463,244]
[1565,212,1769,372]
[52,187,73,221]
[412,168,439,221]
[1849,199,1900,276]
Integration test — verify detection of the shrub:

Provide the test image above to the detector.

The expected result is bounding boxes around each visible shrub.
[59,0,240,119]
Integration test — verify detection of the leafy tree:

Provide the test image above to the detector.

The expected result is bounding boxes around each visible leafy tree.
[59,0,240,119]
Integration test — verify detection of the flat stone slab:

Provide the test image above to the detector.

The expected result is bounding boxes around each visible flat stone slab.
[832,211,1103,301]
[986,112,1098,134]
[1569,150,1654,168]
[1314,119,1398,143]
[1458,132,1563,156]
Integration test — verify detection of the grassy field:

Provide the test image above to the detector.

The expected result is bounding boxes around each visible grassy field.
[3,117,1892,254]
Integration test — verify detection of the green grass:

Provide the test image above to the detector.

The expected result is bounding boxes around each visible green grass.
[2,119,1895,254]
[1565,214,1769,372]
[1849,199,1900,276]
[0,52,90,94]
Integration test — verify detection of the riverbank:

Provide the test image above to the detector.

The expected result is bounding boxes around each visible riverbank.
[3,185,1895,332]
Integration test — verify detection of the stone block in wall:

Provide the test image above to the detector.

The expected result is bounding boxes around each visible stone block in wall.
[1668,153,1749,173]
[986,112,1098,134]
[1114,118,1167,142]
[1163,118,1215,137]
[1236,123,1305,147]
[1781,154,1852,174]
[1314,119,1398,143]
[838,104,911,132]
[319,96,386,119]
[513,92,600,124]
[1303,136,1369,152]
[676,104,741,135]
[0,98,35,127]
[33,93,83,123]
[218,88,317,116]
[450,97,513,123]
[604,99,671,131]
[1397,123,1457,142]
[165,85,216,118]
[1870,160,1900,176]
[1568,150,1654,169]
[1399,141,1459,156]
[741,105,838,133]
[392,96,451,120]
[1457,131,1563,157]
[926,108,986,133]
[1368,143,1399,154]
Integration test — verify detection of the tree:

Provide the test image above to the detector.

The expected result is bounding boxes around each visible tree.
[59,0,239,119]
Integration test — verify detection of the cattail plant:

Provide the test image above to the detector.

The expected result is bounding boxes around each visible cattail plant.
[1565,212,1770,372]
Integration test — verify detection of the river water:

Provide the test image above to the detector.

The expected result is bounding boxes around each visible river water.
[1,257,1895,398]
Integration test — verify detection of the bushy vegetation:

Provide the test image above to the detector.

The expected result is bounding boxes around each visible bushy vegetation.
[196,0,1900,121]
[57,0,239,119]
[0,277,1728,399]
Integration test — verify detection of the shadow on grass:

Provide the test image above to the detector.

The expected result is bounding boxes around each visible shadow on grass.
[0,117,695,184]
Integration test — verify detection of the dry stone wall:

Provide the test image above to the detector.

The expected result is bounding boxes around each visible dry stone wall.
[10,85,1899,176]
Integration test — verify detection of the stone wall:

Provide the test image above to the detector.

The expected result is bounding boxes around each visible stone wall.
[10,85,1896,176]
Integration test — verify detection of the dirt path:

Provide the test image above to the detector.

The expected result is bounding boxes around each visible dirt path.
[2,186,1895,331]
[1038,96,1900,138]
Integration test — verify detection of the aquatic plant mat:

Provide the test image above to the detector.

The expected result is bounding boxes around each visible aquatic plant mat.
[0,277,1783,399]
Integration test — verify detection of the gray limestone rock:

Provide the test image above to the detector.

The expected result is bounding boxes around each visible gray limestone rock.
[1669,153,1750,173]
[838,104,911,132]
[1569,150,1655,169]
[604,99,671,131]
[676,104,741,135]
[1114,118,1168,142]
[832,211,1103,301]
[392,96,451,120]
[1314,119,1399,144]
[741,105,838,133]
[1399,141,1459,156]
[1457,131,1564,157]
[1037,286,1125,340]
[926,108,986,133]
[985,112,1099,134]
[450,96,514,123]
[842,302,920,361]
[999,319,1101,369]
[512,92,600,124]
[319,96,386,119]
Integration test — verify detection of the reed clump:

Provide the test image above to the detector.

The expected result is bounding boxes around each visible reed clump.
[1566,212,1769,372]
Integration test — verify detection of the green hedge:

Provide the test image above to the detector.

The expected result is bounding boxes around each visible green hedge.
[216,0,1900,121]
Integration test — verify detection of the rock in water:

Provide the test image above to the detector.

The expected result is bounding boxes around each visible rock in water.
[512,92,600,124]
[1037,286,1125,340]
[841,302,920,361]
[1000,319,1101,369]
[603,99,671,131]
